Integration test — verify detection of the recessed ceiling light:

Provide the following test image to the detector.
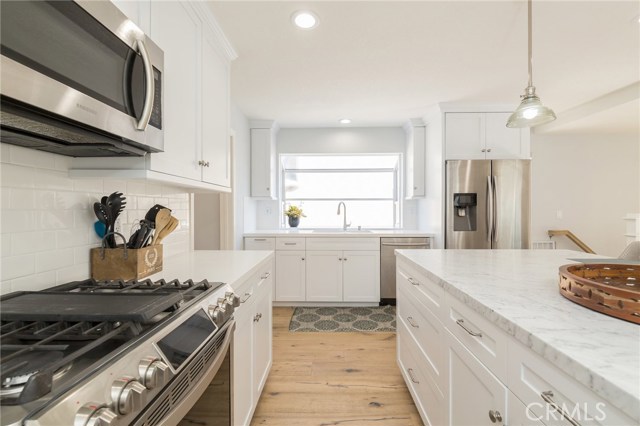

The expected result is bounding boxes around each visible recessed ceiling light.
[292,11,318,29]
[339,119,352,124]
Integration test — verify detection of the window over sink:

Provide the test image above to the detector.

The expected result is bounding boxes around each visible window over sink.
[280,154,401,229]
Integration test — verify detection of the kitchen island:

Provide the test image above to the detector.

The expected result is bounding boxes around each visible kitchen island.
[395,249,639,426]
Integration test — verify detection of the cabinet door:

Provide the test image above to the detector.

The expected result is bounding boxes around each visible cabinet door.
[305,251,343,302]
[250,128,275,198]
[447,330,507,426]
[233,305,254,426]
[148,2,201,180]
[445,113,485,160]
[201,23,230,187]
[406,125,426,198]
[275,251,306,301]
[484,113,530,159]
[252,280,272,403]
[342,251,380,302]
[508,391,546,426]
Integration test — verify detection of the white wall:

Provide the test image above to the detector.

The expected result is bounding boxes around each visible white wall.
[193,193,220,249]
[0,145,191,294]
[230,104,257,248]
[251,126,418,229]
[530,132,639,257]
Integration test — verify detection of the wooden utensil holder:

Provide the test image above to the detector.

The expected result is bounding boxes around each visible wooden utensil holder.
[90,232,163,281]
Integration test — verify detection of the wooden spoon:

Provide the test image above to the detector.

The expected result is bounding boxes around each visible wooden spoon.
[151,209,171,245]
[154,216,179,245]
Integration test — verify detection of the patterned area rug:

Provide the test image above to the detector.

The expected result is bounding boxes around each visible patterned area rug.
[289,306,396,332]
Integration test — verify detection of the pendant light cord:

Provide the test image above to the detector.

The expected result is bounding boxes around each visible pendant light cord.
[527,0,533,88]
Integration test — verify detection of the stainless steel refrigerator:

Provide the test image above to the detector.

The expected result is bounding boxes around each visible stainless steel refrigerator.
[445,160,531,249]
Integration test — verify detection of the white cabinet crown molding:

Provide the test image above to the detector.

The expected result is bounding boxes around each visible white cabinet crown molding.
[189,2,237,62]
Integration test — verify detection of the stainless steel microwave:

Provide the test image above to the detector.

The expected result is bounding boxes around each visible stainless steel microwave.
[0,0,164,157]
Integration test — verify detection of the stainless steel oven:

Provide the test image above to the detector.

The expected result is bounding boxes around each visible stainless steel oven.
[0,278,237,426]
[0,0,164,157]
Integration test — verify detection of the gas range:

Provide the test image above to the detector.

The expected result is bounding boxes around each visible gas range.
[0,278,238,426]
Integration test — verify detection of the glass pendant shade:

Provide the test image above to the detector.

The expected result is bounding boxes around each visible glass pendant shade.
[506,86,556,128]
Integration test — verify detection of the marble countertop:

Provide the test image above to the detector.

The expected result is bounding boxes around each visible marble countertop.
[244,229,435,237]
[395,249,640,420]
[148,250,273,286]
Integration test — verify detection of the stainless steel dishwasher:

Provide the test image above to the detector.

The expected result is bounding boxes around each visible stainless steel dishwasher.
[380,237,430,304]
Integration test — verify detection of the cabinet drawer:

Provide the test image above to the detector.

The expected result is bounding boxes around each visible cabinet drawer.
[444,293,508,383]
[276,237,306,250]
[397,283,446,390]
[397,319,446,426]
[508,340,635,426]
[305,237,379,251]
[396,258,445,319]
[244,237,276,250]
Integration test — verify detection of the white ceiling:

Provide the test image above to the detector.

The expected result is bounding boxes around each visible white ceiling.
[208,1,640,133]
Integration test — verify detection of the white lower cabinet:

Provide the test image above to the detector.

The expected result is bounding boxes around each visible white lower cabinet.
[397,259,635,426]
[233,261,273,426]
[305,250,380,302]
[275,251,306,301]
[447,329,507,426]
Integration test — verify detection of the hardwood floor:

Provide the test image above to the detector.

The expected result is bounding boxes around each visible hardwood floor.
[250,307,423,426]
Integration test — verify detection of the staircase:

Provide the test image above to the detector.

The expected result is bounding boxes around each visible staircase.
[547,230,595,254]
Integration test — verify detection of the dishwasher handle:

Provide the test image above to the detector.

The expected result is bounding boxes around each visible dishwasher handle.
[381,242,429,247]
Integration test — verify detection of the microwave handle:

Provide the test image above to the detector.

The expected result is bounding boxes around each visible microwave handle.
[135,39,155,131]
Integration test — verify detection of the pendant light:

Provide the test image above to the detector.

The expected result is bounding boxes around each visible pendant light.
[506,0,556,128]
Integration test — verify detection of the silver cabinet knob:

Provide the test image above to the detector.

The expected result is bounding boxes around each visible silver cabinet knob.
[75,403,119,426]
[487,148,492,152]
[111,377,147,415]
[139,357,171,390]
[488,410,503,423]
[481,148,486,152]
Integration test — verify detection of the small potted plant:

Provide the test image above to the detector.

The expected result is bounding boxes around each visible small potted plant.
[284,205,306,228]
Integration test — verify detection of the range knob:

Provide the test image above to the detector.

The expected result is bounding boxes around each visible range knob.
[110,376,147,415]
[75,403,118,426]
[208,305,226,326]
[225,291,240,307]
[138,357,171,390]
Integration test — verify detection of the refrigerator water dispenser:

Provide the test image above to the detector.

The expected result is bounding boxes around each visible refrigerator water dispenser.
[453,193,477,231]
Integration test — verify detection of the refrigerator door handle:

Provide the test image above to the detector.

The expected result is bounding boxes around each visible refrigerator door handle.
[486,176,493,242]
[492,175,498,243]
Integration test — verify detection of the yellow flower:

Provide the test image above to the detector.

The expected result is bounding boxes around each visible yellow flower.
[284,205,306,218]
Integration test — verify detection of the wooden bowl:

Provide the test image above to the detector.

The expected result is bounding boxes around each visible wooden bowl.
[558,263,640,324]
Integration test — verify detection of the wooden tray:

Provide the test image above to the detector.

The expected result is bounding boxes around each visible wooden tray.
[559,263,640,324]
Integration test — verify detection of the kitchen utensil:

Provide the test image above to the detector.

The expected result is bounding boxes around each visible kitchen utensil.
[106,192,126,248]
[101,196,108,205]
[154,216,179,245]
[93,202,111,245]
[151,209,171,245]
[133,220,154,249]
[145,204,171,223]
[93,221,106,238]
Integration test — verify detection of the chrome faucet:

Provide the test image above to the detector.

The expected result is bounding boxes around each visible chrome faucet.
[337,202,351,231]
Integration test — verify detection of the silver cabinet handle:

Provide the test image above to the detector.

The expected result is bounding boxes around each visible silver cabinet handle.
[455,319,482,337]
[240,292,252,303]
[343,257,347,261]
[407,277,419,286]
[261,272,271,279]
[253,313,262,322]
[540,391,582,426]
[481,148,487,152]
[134,39,154,131]
[488,410,502,423]
[253,238,267,241]
[301,257,305,261]
[487,148,492,153]
[284,242,297,245]
[407,317,419,328]
[338,257,343,261]
[407,368,419,384]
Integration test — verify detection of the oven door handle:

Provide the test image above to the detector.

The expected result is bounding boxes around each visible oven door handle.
[143,319,235,426]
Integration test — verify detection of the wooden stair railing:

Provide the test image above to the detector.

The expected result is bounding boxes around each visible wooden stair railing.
[547,230,596,254]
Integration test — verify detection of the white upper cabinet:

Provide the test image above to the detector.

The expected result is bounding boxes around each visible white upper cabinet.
[445,112,530,160]
[71,1,236,192]
[250,122,277,199]
[405,119,426,199]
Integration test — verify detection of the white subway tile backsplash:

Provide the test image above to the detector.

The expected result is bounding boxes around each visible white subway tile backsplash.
[35,169,74,191]
[1,149,192,289]
[9,188,37,210]
[12,230,57,255]
[36,248,74,273]
[1,163,36,188]
[11,270,57,292]
[1,254,36,280]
